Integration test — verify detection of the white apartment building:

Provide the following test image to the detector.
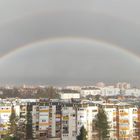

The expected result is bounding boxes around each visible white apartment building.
[65,86,81,92]
[32,104,39,138]
[48,102,61,138]
[116,82,131,89]
[61,105,77,140]
[76,103,98,140]
[38,103,50,137]
[100,86,120,96]
[101,103,139,140]
[60,92,80,100]
[0,98,139,140]
[124,88,140,97]
[102,104,118,140]
[116,103,139,140]
[81,87,101,97]
[81,86,120,97]
[0,105,11,139]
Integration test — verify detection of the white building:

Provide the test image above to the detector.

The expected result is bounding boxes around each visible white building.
[76,103,98,140]
[100,86,120,96]
[81,87,101,97]
[124,88,140,97]
[116,82,131,89]
[65,86,81,92]
[101,102,139,140]
[60,92,80,100]
[61,105,77,140]
[38,104,49,137]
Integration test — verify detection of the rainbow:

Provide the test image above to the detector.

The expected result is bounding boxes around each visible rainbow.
[0,10,139,64]
[0,37,140,63]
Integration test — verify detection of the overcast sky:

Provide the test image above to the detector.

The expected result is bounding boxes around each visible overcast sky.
[0,0,140,86]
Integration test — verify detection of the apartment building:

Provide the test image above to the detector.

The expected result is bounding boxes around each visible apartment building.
[0,104,11,139]
[81,86,120,97]
[59,89,80,100]
[48,101,61,138]
[81,87,101,97]
[101,103,140,140]
[60,92,80,100]
[116,103,139,140]
[0,98,140,140]
[100,86,120,96]
[59,101,98,140]
[38,99,50,139]
[61,104,77,140]
[116,83,131,90]
[76,103,98,140]
[124,88,140,97]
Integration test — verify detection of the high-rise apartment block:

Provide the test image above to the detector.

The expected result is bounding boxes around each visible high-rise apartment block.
[0,99,139,140]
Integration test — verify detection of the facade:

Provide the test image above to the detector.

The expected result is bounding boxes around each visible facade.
[100,86,120,96]
[0,104,11,139]
[101,103,140,140]
[102,104,118,139]
[81,87,101,97]
[48,102,61,138]
[77,103,98,140]
[60,93,80,100]
[61,105,77,140]
[81,86,120,97]
[38,102,49,137]
[116,82,131,90]
[124,88,140,97]
[0,98,140,140]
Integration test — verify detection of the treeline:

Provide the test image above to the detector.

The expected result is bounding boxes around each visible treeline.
[0,86,60,99]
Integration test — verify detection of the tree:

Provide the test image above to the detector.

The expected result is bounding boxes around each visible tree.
[9,106,18,137]
[26,104,33,139]
[3,136,18,140]
[16,119,26,140]
[35,86,59,99]
[95,108,109,140]
[47,86,57,98]
[77,126,87,140]
[7,106,19,140]
[94,95,101,101]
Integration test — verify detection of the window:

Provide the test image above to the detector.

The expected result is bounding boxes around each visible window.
[92,110,97,112]
[42,120,46,122]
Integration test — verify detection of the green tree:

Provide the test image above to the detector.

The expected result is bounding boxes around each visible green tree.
[3,136,18,140]
[95,108,109,140]
[8,106,18,137]
[94,95,101,101]
[6,105,19,140]
[26,104,33,139]
[77,126,87,140]
[46,86,59,99]
[16,120,26,140]
[35,86,59,99]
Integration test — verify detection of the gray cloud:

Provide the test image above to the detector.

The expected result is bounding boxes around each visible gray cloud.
[0,0,139,86]
[0,12,140,56]
[0,40,139,86]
